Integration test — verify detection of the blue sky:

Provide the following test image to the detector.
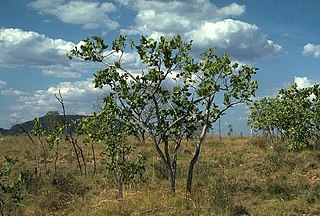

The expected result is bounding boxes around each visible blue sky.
[0,0,320,135]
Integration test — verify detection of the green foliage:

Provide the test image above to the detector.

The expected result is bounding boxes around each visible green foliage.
[31,118,46,137]
[77,96,146,197]
[29,100,87,176]
[0,156,23,216]
[248,84,320,150]
[70,34,258,194]
[20,169,44,195]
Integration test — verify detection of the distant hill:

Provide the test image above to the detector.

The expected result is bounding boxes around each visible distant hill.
[0,114,86,136]
[0,128,9,135]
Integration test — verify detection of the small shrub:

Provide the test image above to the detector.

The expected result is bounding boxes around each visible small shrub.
[248,136,269,149]
[0,156,23,216]
[273,142,290,154]
[39,189,69,212]
[232,205,250,216]
[21,169,45,195]
[152,160,168,180]
[52,172,90,197]
[307,183,320,204]
[265,179,296,201]
[254,152,286,176]
[208,174,234,214]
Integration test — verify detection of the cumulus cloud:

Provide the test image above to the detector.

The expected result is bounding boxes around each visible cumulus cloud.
[29,0,118,29]
[2,78,106,127]
[0,28,94,78]
[294,76,315,89]
[187,19,283,60]
[1,89,29,96]
[122,0,245,35]
[120,0,283,61]
[0,80,6,89]
[303,43,320,58]
[106,51,144,72]
[18,78,104,111]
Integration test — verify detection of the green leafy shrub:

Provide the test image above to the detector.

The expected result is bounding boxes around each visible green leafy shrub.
[21,169,45,195]
[77,96,146,198]
[248,84,320,150]
[0,156,23,216]
[152,160,168,180]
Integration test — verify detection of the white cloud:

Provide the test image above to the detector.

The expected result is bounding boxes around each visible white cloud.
[216,2,246,17]
[1,89,29,96]
[115,0,131,6]
[294,76,315,89]
[0,28,74,66]
[303,43,320,58]
[122,0,245,35]
[46,78,103,98]
[120,0,283,61]
[41,64,92,78]
[0,80,6,89]
[0,28,96,78]
[29,0,118,29]
[2,78,107,127]
[19,78,104,110]
[187,19,283,61]
[107,51,144,72]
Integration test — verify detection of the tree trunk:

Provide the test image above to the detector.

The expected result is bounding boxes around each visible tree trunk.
[91,143,97,176]
[116,170,123,198]
[76,141,87,177]
[70,139,83,175]
[186,142,200,193]
[186,121,208,194]
[53,141,60,179]
[164,137,177,194]
[168,167,176,194]
[151,136,176,194]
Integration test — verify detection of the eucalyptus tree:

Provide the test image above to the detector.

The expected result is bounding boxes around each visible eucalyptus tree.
[69,34,258,194]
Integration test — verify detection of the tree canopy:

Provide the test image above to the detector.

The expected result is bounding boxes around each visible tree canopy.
[69,34,258,194]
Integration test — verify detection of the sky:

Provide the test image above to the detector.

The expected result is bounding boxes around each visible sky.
[0,0,320,135]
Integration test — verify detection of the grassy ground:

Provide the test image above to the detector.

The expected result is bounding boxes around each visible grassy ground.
[1,135,320,215]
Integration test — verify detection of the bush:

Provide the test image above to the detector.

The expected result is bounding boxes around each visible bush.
[152,160,168,180]
[208,174,234,214]
[52,172,91,197]
[307,183,320,204]
[21,169,45,195]
[0,156,23,216]
[39,188,69,212]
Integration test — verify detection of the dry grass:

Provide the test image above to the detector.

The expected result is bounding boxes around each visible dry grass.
[1,135,320,215]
